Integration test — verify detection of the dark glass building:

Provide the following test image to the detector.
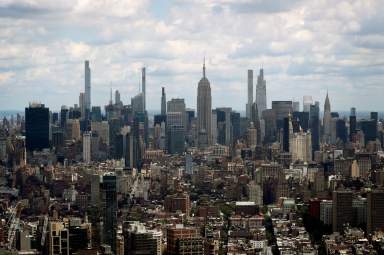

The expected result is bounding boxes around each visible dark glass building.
[100,174,117,253]
[60,107,69,128]
[292,111,309,132]
[231,111,241,144]
[349,116,357,141]
[336,119,347,143]
[91,106,102,122]
[283,117,290,152]
[154,114,166,126]
[272,101,293,130]
[360,119,377,144]
[25,103,49,151]
[309,102,320,152]
[371,112,378,123]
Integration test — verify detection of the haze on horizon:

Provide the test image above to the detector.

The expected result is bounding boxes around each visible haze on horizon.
[0,0,383,111]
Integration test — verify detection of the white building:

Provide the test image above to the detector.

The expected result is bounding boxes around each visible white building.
[289,115,312,163]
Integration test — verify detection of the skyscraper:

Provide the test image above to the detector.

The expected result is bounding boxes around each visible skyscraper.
[79,92,85,119]
[367,190,384,233]
[167,98,186,131]
[197,60,212,147]
[166,112,185,154]
[25,103,50,151]
[83,131,91,163]
[84,60,91,113]
[100,174,117,253]
[272,101,292,130]
[289,114,312,162]
[115,90,121,105]
[142,67,146,111]
[323,92,332,143]
[255,68,266,117]
[303,96,313,112]
[292,101,300,112]
[310,102,320,152]
[161,87,166,115]
[349,115,357,142]
[246,69,253,120]
[131,93,144,114]
[336,119,347,143]
[360,119,377,145]
[215,107,232,146]
[332,190,353,232]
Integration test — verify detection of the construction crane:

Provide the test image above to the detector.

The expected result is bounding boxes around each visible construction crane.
[7,202,23,250]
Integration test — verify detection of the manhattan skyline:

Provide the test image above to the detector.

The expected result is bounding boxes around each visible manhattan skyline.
[0,0,384,111]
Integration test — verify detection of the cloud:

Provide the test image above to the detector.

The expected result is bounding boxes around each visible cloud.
[0,0,383,112]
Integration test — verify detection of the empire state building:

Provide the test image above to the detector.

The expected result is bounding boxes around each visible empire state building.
[197,60,212,148]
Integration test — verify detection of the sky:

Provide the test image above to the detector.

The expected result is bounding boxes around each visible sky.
[0,0,383,112]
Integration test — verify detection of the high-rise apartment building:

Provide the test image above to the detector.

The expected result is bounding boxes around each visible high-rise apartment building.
[246,69,253,120]
[79,92,85,119]
[255,68,266,117]
[84,60,91,113]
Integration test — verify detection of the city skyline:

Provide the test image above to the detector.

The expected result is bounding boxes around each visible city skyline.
[3,1,384,255]
[0,0,384,111]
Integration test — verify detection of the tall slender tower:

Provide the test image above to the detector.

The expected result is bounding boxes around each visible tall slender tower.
[255,68,266,118]
[161,87,166,115]
[197,59,212,147]
[246,69,253,119]
[84,60,91,112]
[323,92,331,143]
[142,67,146,111]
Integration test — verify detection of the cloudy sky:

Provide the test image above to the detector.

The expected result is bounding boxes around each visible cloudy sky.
[0,0,383,112]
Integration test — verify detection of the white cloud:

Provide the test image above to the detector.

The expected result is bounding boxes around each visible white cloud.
[0,0,383,111]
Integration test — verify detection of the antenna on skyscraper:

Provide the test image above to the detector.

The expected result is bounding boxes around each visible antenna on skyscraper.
[109,82,113,105]
[203,56,206,78]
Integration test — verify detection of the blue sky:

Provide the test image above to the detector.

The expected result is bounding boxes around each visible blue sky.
[0,0,383,112]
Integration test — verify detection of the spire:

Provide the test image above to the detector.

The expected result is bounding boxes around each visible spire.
[203,56,206,78]
[288,110,293,135]
[109,83,113,105]
[324,90,330,112]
